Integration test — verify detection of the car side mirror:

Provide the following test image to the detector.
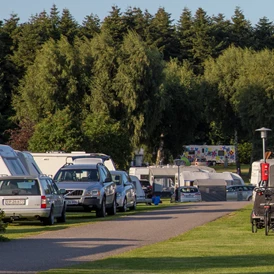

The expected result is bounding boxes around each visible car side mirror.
[104,177,112,183]
[59,189,66,195]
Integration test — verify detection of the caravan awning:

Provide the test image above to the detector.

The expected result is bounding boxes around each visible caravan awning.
[149,167,178,177]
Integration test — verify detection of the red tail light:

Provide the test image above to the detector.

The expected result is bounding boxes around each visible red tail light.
[41,195,47,208]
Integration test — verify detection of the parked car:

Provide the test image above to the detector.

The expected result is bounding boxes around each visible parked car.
[53,163,116,217]
[171,186,202,203]
[226,184,255,201]
[110,170,137,211]
[0,174,67,225]
[139,179,153,198]
[194,158,208,166]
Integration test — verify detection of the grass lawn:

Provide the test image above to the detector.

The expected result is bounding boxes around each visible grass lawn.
[1,200,174,240]
[39,203,274,274]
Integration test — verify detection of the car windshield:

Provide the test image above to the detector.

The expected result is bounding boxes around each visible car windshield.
[111,174,122,185]
[140,180,150,187]
[180,187,198,193]
[54,169,99,182]
[0,179,40,195]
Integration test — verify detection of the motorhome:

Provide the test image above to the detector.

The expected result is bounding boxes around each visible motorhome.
[183,145,236,165]
[30,151,116,177]
[0,145,29,175]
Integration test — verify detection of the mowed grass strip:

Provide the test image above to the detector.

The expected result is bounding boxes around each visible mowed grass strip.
[2,199,173,240]
[39,204,274,274]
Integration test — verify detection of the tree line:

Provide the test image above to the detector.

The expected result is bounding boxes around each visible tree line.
[1,4,274,169]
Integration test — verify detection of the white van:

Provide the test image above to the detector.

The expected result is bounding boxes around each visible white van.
[30,151,116,177]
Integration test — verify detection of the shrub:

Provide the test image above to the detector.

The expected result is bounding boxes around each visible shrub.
[0,209,9,242]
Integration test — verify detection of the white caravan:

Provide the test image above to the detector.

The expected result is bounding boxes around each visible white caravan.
[30,151,116,177]
[178,170,244,187]
[0,145,29,175]
[16,151,42,175]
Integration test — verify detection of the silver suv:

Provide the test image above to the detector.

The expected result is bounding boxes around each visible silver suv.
[53,163,117,217]
[0,175,67,225]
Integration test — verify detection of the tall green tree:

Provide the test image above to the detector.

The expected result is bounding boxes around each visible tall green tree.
[13,35,85,123]
[177,7,194,62]
[101,6,127,44]
[190,8,215,73]
[0,15,21,142]
[82,113,132,170]
[210,13,232,57]
[230,6,253,48]
[203,47,270,166]
[114,31,165,153]
[77,32,133,168]
[28,108,83,152]
[147,7,180,60]
[159,59,203,158]
[59,8,79,43]
[79,13,101,39]
[253,17,274,50]
[121,7,151,41]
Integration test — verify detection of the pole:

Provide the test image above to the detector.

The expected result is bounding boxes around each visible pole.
[263,137,266,162]
[178,165,180,188]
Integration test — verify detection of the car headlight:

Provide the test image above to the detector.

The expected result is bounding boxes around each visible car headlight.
[116,192,122,197]
[86,189,100,197]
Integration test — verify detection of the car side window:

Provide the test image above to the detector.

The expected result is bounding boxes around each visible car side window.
[98,165,106,182]
[227,187,235,192]
[40,179,52,195]
[47,179,58,194]
[100,165,112,182]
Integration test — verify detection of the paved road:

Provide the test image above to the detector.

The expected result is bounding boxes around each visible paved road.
[0,201,250,274]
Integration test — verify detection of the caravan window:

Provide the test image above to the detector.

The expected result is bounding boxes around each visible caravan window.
[188,150,195,155]
[4,158,27,175]
[218,150,225,157]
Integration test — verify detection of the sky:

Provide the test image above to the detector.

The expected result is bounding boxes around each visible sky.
[0,0,273,26]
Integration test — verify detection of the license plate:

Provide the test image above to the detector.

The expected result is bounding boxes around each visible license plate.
[5,199,25,205]
[67,199,79,205]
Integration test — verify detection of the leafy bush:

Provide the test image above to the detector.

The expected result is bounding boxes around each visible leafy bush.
[238,142,252,164]
[0,209,9,242]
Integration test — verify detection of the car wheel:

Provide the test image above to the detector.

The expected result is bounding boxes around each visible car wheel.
[130,198,137,211]
[107,196,117,216]
[96,197,106,218]
[120,198,127,212]
[56,204,66,223]
[43,207,55,225]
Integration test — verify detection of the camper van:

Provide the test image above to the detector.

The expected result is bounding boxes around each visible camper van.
[184,145,236,165]
[30,151,116,177]
[0,145,29,175]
